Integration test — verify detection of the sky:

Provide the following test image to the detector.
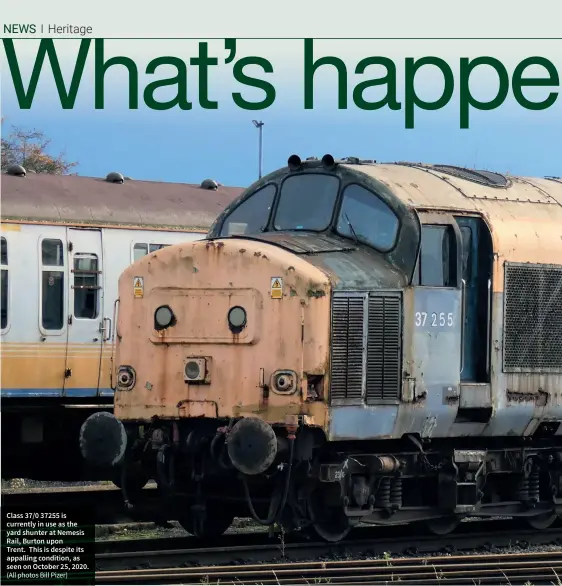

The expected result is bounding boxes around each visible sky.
[1,38,561,188]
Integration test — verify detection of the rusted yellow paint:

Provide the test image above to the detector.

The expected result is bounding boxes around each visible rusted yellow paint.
[115,239,331,426]
[349,165,562,293]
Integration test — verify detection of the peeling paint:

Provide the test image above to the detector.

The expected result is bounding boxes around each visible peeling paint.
[421,415,437,438]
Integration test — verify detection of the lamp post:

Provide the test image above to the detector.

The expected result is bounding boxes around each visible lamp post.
[252,120,264,179]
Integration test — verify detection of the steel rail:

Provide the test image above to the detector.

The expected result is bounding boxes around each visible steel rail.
[97,550,562,584]
[96,522,562,570]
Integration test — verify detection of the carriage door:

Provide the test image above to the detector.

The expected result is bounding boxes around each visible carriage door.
[63,228,104,397]
[454,216,494,419]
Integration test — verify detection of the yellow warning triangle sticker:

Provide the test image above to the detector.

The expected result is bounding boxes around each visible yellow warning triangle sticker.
[272,279,281,288]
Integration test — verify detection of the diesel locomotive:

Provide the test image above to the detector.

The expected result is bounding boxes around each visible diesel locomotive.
[80,156,562,541]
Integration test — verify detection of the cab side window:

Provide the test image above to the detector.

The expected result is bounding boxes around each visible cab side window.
[219,184,276,236]
[1,237,8,331]
[413,225,456,287]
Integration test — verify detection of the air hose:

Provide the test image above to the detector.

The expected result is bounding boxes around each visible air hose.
[241,436,295,526]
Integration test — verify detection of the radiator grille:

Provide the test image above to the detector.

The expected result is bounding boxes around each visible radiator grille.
[366,296,402,403]
[330,292,402,404]
[330,296,364,401]
[504,263,562,372]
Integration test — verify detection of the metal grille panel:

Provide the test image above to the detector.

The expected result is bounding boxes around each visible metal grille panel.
[330,296,365,401]
[366,296,402,403]
[504,263,562,372]
[330,292,403,404]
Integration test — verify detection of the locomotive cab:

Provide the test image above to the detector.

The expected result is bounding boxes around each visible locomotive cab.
[79,155,562,541]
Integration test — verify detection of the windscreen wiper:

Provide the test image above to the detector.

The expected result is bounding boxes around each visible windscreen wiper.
[344,213,359,245]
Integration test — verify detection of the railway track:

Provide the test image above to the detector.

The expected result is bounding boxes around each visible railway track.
[6,485,562,584]
[97,550,562,584]
[96,519,562,570]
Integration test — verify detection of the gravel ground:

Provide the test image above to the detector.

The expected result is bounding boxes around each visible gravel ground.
[2,479,110,489]
[95,517,562,564]
[93,515,516,542]
[95,517,269,541]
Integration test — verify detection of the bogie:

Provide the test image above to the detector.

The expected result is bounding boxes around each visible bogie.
[100,416,562,542]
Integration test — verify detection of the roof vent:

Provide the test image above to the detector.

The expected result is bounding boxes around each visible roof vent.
[7,164,26,177]
[200,178,218,190]
[106,171,124,184]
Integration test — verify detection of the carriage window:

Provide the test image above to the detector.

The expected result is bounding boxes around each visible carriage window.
[42,239,64,266]
[73,254,100,319]
[149,243,169,253]
[133,243,148,261]
[220,184,276,236]
[274,174,339,231]
[336,184,399,252]
[413,225,455,287]
[41,239,65,330]
[1,237,8,330]
[133,243,170,262]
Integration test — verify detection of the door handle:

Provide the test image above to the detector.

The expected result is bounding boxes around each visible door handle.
[99,317,112,342]
[460,279,466,375]
[486,278,492,377]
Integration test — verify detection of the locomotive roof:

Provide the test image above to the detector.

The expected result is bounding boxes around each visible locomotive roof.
[341,162,562,213]
[340,161,562,275]
[0,172,244,231]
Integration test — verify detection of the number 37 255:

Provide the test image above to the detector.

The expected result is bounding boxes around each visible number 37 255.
[415,312,454,327]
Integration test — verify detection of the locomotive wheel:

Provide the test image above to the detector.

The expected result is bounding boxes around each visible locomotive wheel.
[178,504,235,538]
[525,509,558,530]
[425,515,461,535]
[307,487,351,543]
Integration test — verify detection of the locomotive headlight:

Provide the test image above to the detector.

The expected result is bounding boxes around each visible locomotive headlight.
[271,370,298,395]
[227,306,247,333]
[154,305,175,330]
[117,366,136,391]
[184,358,207,383]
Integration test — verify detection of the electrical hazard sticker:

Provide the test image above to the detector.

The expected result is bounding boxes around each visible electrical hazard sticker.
[270,277,283,299]
[133,276,144,298]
